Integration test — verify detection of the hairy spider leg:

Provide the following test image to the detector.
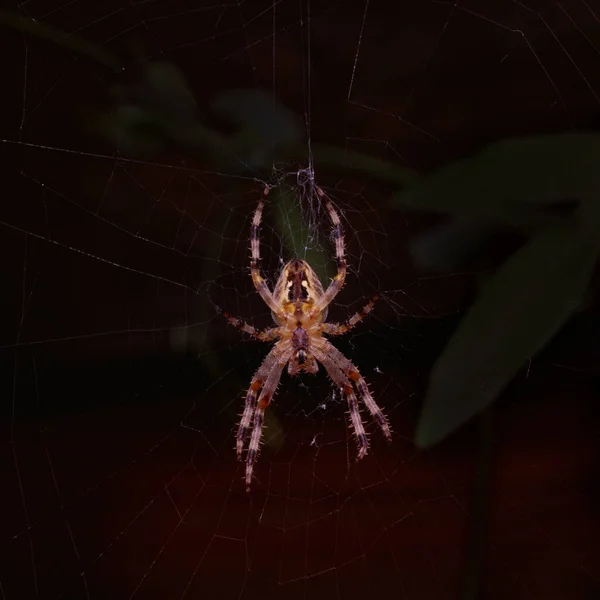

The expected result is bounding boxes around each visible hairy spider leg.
[236,345,283,459]
[242,344,293,491]
[311,346,370,458]
[222,312,281,342]
[308,188,347,319]
[321,294,380,336]
[249,195,294,322]
[318,339,392,440]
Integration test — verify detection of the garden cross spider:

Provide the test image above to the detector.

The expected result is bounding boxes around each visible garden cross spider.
[223,186,392,491]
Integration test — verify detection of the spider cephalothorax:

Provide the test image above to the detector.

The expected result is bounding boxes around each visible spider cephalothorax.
[223,186,391,490]
[273,259,324,375]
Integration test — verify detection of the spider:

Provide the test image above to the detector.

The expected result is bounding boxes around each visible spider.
[223,186,391,491]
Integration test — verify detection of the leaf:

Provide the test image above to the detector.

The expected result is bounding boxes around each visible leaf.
[415,220,600,448]
[140,61,198,124]
[97,105,166,156]
[310,144,419,188]
[98,62,214,156]
[410,216,504,271]
[212,89,303,169]
[394,133,600,223]
[0,9,121,70]
[211,89,419,182]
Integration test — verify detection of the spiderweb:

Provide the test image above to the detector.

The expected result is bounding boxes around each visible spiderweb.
[1,1,599,599]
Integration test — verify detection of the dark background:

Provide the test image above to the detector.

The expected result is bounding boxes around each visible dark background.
[0,1,599,599]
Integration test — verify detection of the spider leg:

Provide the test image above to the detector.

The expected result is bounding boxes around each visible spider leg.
[311,347,369,459]
[315,339,392,441]
[308,188,347,319]
[345,386,369,460]
[249,193,293,322]
[238,343,292,491]
[237,379,259,459]
[236,346,280,458]
[321,294,379,336]
[222,312,281,342]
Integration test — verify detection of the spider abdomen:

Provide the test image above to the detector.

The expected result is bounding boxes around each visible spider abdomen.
[272,259,328,322]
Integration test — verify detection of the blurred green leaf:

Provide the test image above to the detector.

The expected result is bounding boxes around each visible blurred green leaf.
[1,5,416,183]
[140,61,198,123]
[98,61,231,158]
[0,9,122,69]
[98,105,167,156]
[395,133,600,222]
[415,219,600,448]
[212,89,303,169]
[310,144,418,188]
[410,216,504,271]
